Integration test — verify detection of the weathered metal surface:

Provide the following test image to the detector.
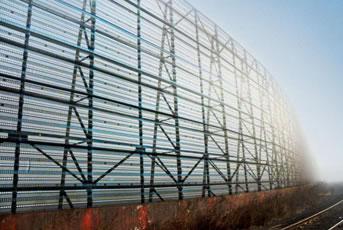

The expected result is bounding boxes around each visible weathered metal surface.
[0,186,317,230]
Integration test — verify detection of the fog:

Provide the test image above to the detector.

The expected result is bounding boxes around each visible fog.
[188,0,343,183]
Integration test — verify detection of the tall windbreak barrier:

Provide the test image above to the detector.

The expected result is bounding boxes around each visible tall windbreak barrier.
[0,0,306,213]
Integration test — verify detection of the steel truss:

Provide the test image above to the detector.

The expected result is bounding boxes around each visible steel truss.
[0,0,306,214]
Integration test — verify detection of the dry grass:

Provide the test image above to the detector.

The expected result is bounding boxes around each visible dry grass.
[0,185,326,230]
[151,185,325,230]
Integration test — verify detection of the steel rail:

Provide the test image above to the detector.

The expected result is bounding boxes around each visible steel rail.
[281,199,343,230]
[328,219,343,230]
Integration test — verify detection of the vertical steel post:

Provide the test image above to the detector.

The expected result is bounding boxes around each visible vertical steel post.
[194,11,210,198]
[87,0,96,208]
[137,0,145,204]
[243,52,261,191]
[204,38,215,197]
[59,0,88,209]
[239,55,249,193]
[232,45,249,193]
[286,106,292,187]
[232,46,241,194]
[275,94,286,187]
[279,100,290,187]
[214,26,232,195]
[149,3,168,202]
[11,0,33,214]
[287,120,295,186]
[269,81,280,188]
[260,71,273,190]
[169,0,183,200]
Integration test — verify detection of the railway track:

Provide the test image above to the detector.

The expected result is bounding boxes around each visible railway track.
[280,199,343,229]
[328,219,343,230]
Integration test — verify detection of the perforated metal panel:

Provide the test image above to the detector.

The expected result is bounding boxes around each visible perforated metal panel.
[0,0,306,214]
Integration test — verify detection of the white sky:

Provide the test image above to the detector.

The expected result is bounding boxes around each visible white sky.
[188,0,343,182]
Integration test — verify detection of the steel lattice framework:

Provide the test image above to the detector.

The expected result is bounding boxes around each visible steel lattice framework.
[0,0,306,214]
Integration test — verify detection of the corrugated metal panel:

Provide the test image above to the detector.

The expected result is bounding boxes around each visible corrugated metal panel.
[0,0,304,213]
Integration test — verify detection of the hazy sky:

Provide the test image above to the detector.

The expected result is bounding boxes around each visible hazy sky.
[188,0,343,182]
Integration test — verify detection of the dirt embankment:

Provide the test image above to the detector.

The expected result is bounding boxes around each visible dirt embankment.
[0,185,326,230]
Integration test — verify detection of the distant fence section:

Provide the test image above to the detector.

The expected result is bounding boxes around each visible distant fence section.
[0,0,306,213]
